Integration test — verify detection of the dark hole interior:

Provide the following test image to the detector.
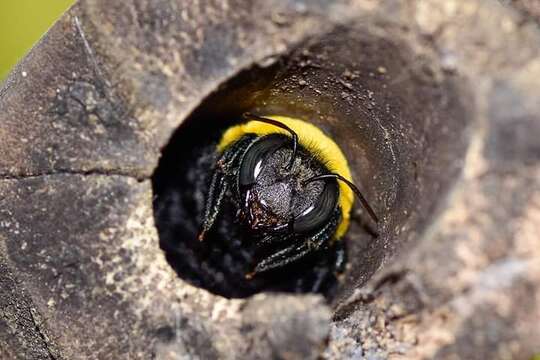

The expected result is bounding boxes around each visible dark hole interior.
[152,25,472,301]
[152,113,349,298]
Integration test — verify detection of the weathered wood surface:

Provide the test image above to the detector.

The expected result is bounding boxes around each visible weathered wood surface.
[1,1,539,359]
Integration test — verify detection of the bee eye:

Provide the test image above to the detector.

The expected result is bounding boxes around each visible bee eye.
[239,135,288,187]
[293,180,339,234]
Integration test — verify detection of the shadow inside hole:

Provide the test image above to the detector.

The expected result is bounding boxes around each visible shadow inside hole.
[152,110,346,299]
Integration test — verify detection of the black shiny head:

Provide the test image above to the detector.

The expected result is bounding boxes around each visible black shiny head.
[238,134,339,236]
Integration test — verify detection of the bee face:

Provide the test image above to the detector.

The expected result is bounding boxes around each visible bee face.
[238,134,339,235]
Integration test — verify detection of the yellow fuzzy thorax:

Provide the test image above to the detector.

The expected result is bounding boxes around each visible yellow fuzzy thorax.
[218,115,354,240]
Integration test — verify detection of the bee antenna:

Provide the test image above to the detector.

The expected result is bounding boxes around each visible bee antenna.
[243,113,298,170]
[304,173,379,223]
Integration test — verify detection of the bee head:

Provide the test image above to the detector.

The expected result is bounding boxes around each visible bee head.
[239,134,339,235]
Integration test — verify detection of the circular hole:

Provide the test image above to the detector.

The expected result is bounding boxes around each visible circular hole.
[152,112,347,298]
[152,27,471,301]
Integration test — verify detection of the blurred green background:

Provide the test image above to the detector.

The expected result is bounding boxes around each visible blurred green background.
[0,0,75,81]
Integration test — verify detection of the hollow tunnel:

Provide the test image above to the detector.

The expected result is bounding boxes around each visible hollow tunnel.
[152,25,472,302]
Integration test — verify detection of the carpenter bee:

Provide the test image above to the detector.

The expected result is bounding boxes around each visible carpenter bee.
[198,113,378,283]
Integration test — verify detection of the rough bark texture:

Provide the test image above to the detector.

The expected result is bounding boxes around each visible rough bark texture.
[0,0,539,359]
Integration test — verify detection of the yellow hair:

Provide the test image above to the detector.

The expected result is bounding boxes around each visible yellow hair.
[218,115,354,239]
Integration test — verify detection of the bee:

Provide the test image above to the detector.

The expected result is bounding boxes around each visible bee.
[198,113,378,283]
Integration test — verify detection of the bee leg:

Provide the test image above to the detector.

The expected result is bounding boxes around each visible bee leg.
[309,241,347,293]
[250,210,340,276]
[310,267,330,293]
[247,207,342,278]
[198,136,257,241]
[252,234,323,275]
[333,240,347,275]
[255,231,294,248]
[198,169,229,241]
[307,222,343,292]
[250,242,311,276]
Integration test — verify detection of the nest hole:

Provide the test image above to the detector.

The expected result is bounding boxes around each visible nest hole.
[152,26,472,301]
